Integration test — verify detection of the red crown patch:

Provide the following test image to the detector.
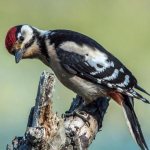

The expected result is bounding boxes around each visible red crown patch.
[5,27,17,53]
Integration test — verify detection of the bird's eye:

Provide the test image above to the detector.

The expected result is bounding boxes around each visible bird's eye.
[19,36,24,42]
[11,49,16,55]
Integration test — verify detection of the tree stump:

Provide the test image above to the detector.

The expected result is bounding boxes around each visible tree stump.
[6,71,110,150]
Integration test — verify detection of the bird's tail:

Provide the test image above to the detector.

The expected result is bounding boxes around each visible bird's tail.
[124,86,150,104]
[135,84,150,96]
[121,95,149,150]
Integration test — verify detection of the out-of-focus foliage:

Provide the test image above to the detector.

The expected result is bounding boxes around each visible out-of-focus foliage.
[0,0,150,149]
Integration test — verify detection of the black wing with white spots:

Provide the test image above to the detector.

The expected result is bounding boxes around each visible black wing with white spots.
[50,30,136,86]
[56,47,136,88]
[50,30,149,103]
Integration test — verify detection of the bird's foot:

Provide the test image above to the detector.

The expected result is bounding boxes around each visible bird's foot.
[65,109,90,127]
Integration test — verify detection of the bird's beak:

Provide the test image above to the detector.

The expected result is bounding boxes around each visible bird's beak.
[15,49,23,63]
[13,41,25,63]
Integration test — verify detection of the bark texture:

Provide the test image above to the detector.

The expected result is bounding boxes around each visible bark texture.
[6,71,110,150]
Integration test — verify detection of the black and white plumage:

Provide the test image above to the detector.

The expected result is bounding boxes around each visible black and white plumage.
[50,29,149,103]
[5,25,150,150]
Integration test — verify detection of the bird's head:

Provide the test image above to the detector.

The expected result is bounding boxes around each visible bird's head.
[5,24,45,63]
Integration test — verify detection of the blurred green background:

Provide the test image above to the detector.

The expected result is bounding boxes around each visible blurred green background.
[0,0,150,149]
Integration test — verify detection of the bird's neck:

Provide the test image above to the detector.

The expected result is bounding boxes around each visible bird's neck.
[37,30,52,66]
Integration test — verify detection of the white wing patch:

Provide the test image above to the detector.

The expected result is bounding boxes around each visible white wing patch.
[60,41,131,90]
[60,41,95,55]
[103,69,119,81]
[89,61,114,75]
[117,75,130,87]
[120,68,124,73]
[85,51,115,75]
[60,41,113,75]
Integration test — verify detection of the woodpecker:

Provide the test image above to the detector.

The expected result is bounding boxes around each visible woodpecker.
[5,25,150,150]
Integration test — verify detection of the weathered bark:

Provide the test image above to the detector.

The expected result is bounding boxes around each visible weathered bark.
[6,71,110,150]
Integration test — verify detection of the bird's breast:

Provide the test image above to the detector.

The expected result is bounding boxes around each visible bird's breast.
[55,68,106,103]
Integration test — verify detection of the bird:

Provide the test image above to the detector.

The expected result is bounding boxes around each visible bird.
[5,24,150,150]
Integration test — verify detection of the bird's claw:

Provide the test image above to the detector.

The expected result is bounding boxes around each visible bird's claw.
[65,110,90,127]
